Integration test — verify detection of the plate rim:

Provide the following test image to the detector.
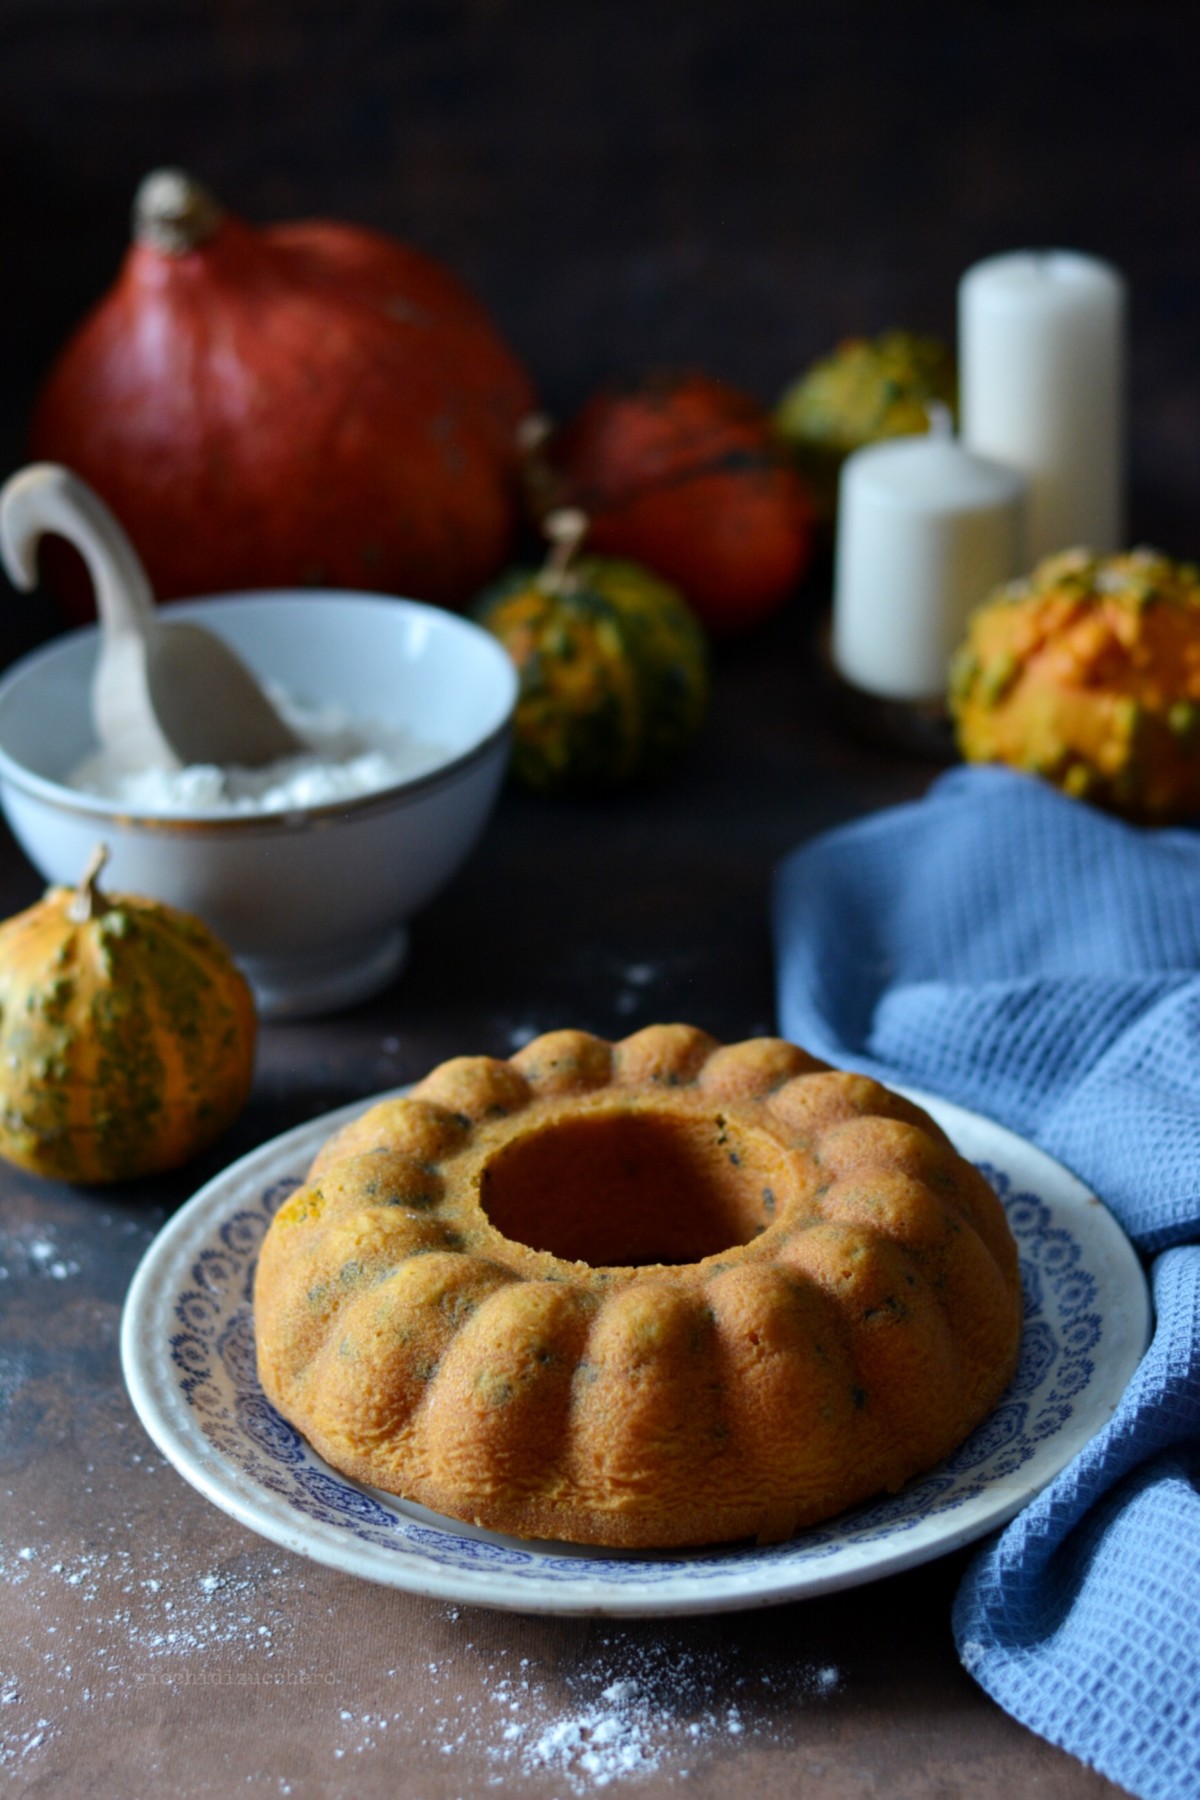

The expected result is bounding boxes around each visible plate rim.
[120,1082,1152,1617]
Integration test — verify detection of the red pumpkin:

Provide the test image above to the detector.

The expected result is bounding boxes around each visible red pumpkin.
[543,373,815,637]
[30,169,537,613]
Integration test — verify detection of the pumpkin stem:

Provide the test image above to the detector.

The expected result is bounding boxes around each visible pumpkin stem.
[69,844,110,924]
[515,413,554,457]
[516,413,568,524]
[133,169,224,256]
[540,508,589,595]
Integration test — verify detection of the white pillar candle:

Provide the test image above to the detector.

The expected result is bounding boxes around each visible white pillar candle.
[833,415,1028,704]
[959,250,1126,562]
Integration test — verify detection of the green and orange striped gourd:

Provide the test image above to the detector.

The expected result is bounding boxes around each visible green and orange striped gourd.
[0,846,256,1183]
[474,509,710,795]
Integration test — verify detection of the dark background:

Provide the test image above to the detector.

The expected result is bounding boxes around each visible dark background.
[3,0,1199,1063]
[0,13,1188,1794]
[3,0,1199,586]
[2,0,1199,1030]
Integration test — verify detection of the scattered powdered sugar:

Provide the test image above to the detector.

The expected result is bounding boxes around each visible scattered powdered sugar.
[505,1019,543,1050]
[505,1670,672,1785]
[407,1630,841,1790]
[0,1224,81,1283]
[67,688,451,817]
[0,1537,291,1670]
[621,963,659,990]
[2,1513,842,1790]
[614,960,661,1018]
[0,1208,153,1289]
[0,1514,306,1778]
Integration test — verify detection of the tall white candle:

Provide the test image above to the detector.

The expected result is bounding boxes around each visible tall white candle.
[833,415,1028,704]
[959,251,1126,561]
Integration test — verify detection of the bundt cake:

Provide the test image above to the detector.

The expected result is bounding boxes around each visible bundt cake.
[253,1026,1022,1549]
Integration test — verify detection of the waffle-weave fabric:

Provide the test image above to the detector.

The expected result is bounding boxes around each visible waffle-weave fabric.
[774,763,1200,1800]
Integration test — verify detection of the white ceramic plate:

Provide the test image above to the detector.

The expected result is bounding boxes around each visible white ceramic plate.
[120,1087,1151,1617]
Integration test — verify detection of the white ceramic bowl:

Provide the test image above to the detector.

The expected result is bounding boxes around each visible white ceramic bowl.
[0,591,517,1018]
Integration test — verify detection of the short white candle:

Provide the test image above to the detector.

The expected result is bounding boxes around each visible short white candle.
[959,250,1126,561]
[832,413,1028,704]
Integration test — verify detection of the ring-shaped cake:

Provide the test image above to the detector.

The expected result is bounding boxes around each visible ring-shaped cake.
[254,1026,1022,1548]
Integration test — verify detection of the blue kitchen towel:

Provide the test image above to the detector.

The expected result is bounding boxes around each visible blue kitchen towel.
[773,763,1200,1800]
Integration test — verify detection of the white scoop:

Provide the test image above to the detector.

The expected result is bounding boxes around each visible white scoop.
[0,463,303,773]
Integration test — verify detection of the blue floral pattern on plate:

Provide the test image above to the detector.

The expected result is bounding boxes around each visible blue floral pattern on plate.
[121,1087,1151,1615]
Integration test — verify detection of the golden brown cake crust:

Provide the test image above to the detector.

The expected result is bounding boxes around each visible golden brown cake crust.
[253,1026,1022,1549]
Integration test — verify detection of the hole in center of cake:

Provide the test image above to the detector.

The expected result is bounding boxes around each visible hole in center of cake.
[478,1107,789,1265]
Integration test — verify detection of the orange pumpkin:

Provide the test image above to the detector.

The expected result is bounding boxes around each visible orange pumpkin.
[540,373,816,637]
[30,169,537,613]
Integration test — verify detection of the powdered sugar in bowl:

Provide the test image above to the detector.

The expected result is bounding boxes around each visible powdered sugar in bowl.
[0,591,517,1016]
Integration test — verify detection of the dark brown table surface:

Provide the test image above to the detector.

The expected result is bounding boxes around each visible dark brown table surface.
[0,596,1129,1799]
[4,2,1193,1792]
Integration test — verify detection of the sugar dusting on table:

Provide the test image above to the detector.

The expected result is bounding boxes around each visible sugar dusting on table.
[2,1195,844,1793]
[2,1195,840,1794]
[0,1223,81,1283]
[0,1526,298,1774]
[467,1636,841,1788]
[1,1511,841,1789]
[67,688,451,817]
[326,1627,841,1790]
